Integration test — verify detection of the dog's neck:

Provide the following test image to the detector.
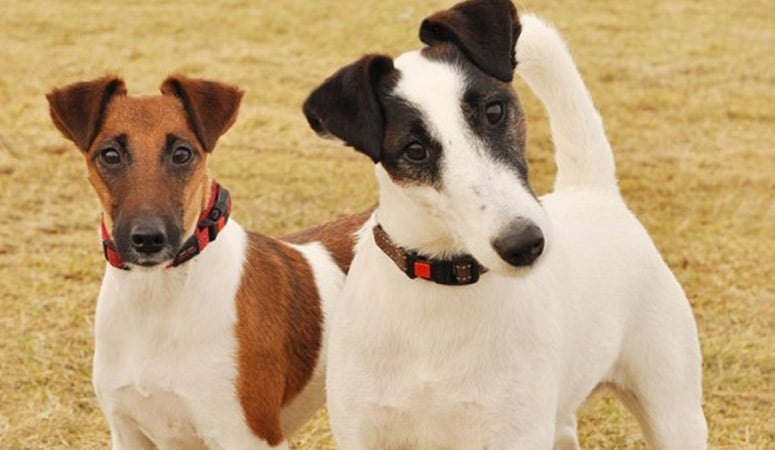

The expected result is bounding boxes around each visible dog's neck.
[374,166,460,259]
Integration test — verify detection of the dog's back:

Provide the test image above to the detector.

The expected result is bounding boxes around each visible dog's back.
[235,210,372,441]
[283,208,374,272]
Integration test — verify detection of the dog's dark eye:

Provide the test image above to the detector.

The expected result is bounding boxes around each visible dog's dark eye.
[485,101,504,125]
[99,148,122,167]
[404,142,429,162]
[172,145,193,165]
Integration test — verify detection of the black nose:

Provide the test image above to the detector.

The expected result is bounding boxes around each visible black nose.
[130,221,167,255]
[491,220,545,267]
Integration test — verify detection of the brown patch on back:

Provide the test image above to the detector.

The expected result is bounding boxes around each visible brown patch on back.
[234,232,323,446]
[235,209,372,443]
[282,207,374,272]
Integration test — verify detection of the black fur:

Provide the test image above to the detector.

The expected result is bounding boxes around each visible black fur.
[380,97,443,187]
[427,45,529,181]
[419,0,521,82]
[302,55,398,163]
[302,0,530,191]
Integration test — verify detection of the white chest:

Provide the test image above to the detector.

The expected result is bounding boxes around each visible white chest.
[325,230,562,449]
[92,222,258,448]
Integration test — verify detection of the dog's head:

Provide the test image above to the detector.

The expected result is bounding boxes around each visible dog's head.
[303,0,548,274]
[47,75,243,268]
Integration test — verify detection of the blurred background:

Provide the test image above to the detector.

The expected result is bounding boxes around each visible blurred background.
[0,0,772,448]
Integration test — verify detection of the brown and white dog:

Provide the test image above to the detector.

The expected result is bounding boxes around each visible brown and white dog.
[47,75,368,449]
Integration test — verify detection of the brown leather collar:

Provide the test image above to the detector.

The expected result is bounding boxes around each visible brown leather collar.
[372,225,487,286]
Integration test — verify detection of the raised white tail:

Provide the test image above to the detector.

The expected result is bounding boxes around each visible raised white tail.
[516,14,618,191]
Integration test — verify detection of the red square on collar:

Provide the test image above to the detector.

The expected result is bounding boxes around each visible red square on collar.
[414,261,431,279]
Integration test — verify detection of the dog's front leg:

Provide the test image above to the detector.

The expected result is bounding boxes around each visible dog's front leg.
[107,416,155,450]
[552,414,580,450]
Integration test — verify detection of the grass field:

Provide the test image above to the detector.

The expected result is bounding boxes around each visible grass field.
[1,0,773,448]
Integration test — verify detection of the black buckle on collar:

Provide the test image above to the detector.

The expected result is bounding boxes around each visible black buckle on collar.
[406,252,482,286]
[372,224,487,286]
[168,183,231,268]
[197,186,230,241]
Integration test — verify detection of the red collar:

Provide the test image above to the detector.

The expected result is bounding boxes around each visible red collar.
[101,182,231,270]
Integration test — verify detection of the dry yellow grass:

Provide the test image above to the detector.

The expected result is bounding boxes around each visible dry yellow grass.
[0,0,772,448]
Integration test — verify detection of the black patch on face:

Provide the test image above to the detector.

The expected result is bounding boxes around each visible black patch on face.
[379,96,444,187]
[421,44,532,190]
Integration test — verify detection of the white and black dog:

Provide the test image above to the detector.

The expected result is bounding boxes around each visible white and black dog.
[303,0,707,448]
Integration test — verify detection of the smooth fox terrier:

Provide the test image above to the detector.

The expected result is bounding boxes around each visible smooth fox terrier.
[303,0,707,448]
[47,75,368,449]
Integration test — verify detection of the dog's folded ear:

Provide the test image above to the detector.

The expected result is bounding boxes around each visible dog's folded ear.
[160,75,244,152]
[302,55,395,163]
[419,0,521,82]
[46,76,127,151]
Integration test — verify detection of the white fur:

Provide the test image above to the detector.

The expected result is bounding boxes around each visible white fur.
[93,220,341,449]
[515,15,617,191]
[326,14,707,450]
[377,51,551,272]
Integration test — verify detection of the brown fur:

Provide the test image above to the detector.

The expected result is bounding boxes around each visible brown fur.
[233,233,321,445]
[93,94,211,235]
[46,75,242,240]
[234,210,371,444]
[283,207,374,272]
[47,76,127,151]
[47,75,370,446]
[160,75,243,152]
